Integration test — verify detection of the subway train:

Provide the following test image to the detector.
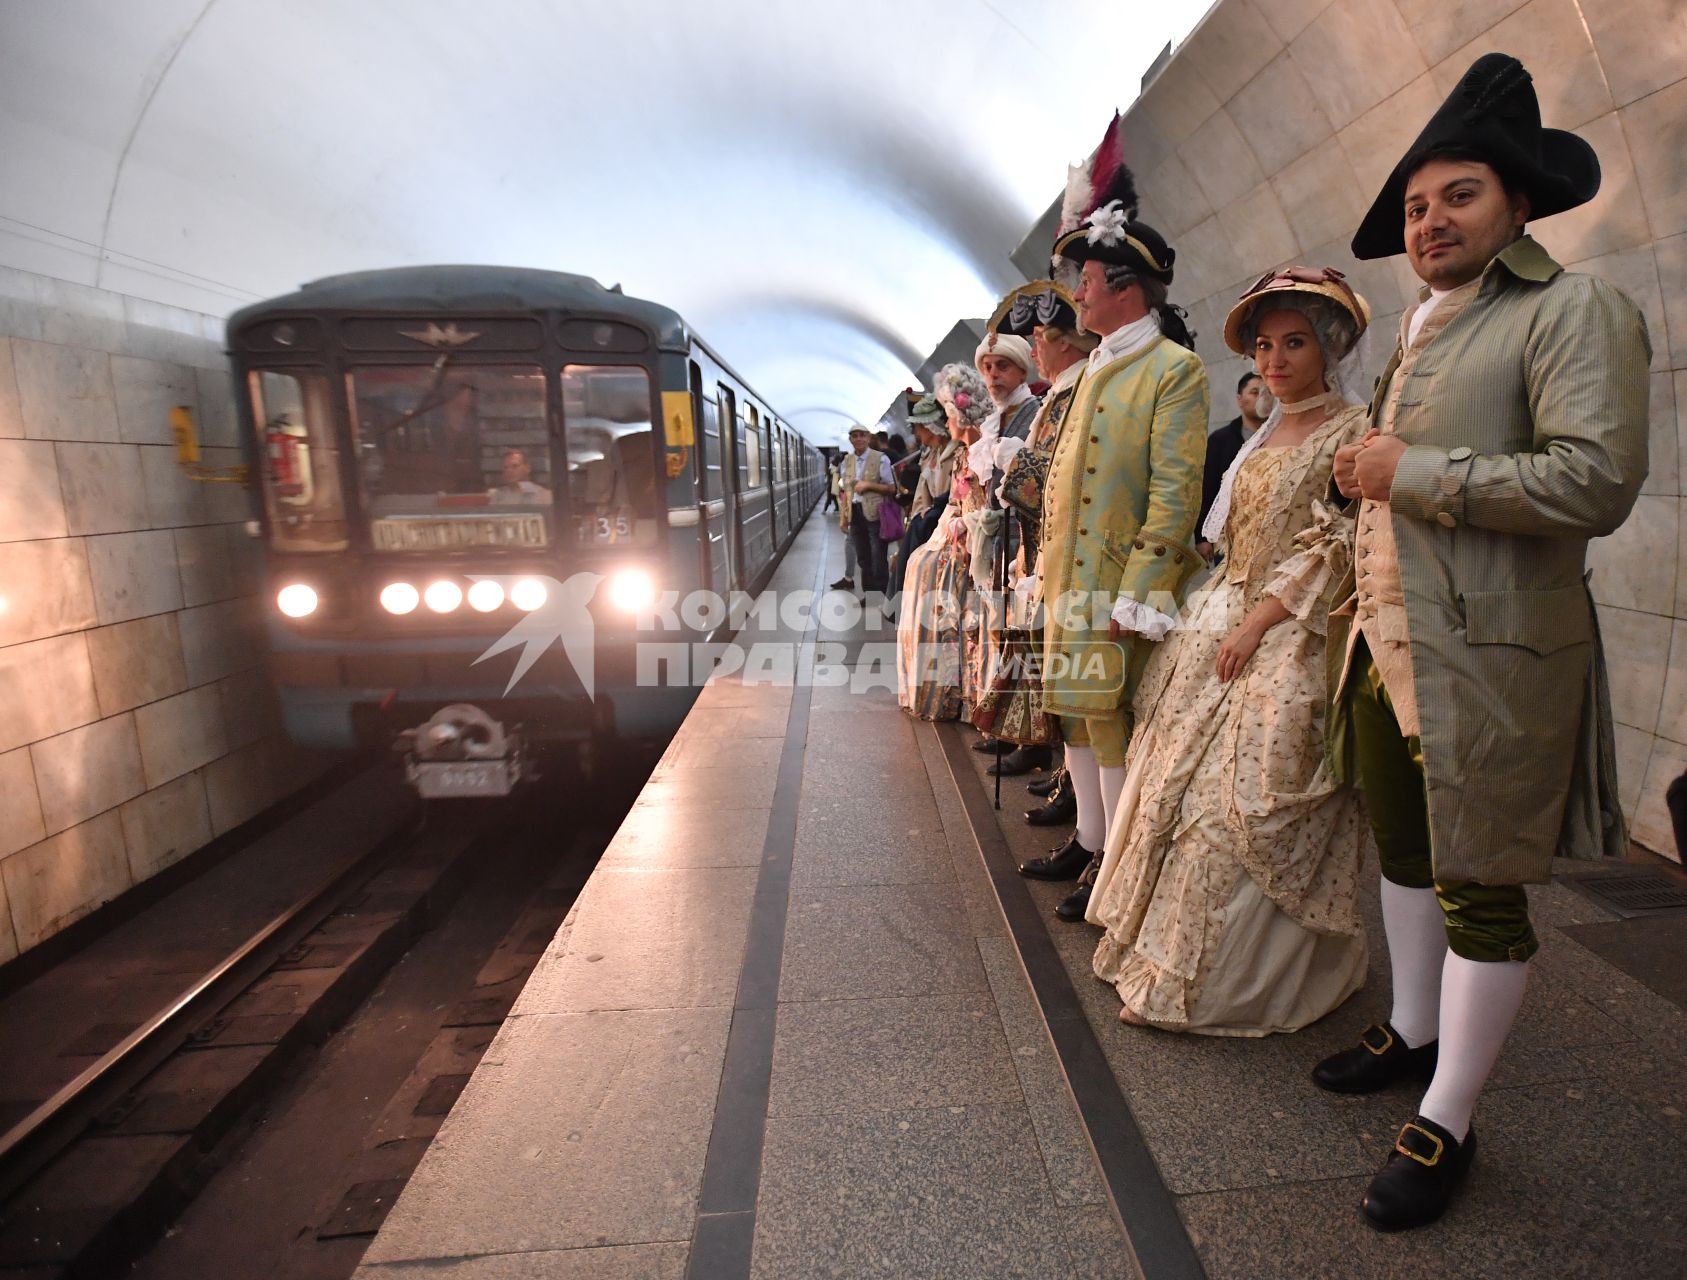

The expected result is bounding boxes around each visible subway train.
[228,265,822,796]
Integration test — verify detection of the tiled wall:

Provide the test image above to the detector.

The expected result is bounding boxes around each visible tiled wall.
[0,268,325,963]
[1127,0,1686,857]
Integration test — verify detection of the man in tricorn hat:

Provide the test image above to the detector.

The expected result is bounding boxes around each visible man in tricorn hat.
[1015,144,1209,914]
[1315,52,1650,1230]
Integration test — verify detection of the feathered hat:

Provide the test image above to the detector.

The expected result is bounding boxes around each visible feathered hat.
[987,279,1083,338]
[1050,112,1175,285]
[1352,52,1600,260]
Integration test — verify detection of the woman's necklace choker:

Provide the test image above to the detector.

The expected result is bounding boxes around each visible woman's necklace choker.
[1279,390,1338,415]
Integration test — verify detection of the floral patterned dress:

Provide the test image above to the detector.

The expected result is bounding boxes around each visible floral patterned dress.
[897,463,985,720]
[1087,405,1372,1036]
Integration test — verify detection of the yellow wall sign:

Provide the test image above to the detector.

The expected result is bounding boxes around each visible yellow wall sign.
[661,390,695,447]
[170,405,202,463]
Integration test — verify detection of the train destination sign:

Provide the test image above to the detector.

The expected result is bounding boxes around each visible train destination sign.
[370,514,547,551]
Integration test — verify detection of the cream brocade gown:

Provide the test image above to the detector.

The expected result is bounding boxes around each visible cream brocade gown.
[1088,406,1371,1037]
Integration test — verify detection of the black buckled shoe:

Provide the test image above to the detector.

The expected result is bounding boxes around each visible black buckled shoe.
[1361,1116,1475,1231]
[1055,854,1103,920]
[1025,787,1077,827]
[828,576,855,591]
[1311,1024,1438,1095]
[1028,768,1065,799]
[988,743,1053,777]
[972,735,1003,754]
[1017,834,1093,881]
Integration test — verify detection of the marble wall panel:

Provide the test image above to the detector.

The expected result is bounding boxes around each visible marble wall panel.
[198,449,257,524]
[0,338,21,438]
[55,442,150,536]
[1655,620,1687,748]
[194,366,239,449]
[135,684,228,790]
[1567,243,1668,376]
[174,524,237,608]
[1137,56,1223,150]
[1642,371,1679,499]
[1334,73,1445,209]
[1118,110,1174,184]
[1143,151,1214,239]
[0,634,99,755]
[1654,233,1687,373]
[1678,372,1687,502]
[1,810,129,951]
[1216,183,1299,279]
[139,443,211,529]
[1270,136,1367,257]
[204,738,276,837]
[1169,216,1247,313]
[120,771,213,883]
[1183,110,1266,213]
[1391,0,1530,65]
[11,339,119,442]
[1620,78,1687,243]
[1578,0,1687,109]
[1632,735,1687,856]
[30,713,145,836]
[1587,495,1676,617]
[0,746,45,861]
[1439,0,1614,131]
[109,355,196,447]
[1288,0,1427,133]
[1256,0,1335,44]
[0,438,68,543]
[0,873,15,964]
[85,614,188,717]
[1614,723,1653,816]
[0,537,98,648]
[1532,113,1653,266]
[1598,604,1671,734]
[217,666,281,751]
[31,276,127,353]
[84,529,184,625]
[1182,0,1284,103]
[177,598,256,689]
[1225,50,1335,178]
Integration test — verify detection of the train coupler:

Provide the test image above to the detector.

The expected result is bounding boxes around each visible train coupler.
[396,703,530,798]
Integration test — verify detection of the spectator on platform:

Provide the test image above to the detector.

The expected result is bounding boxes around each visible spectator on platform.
[890,398,958,599]
[1196,371,1265,558]
[832,427,892,594]
[1085,268,1374,1038]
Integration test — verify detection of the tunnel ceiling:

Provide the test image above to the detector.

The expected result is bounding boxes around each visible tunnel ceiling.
[0,0,1209,439]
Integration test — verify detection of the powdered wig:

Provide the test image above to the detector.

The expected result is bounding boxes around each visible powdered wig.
[1237,293,1362,380]
[1040,324,1099,354]
[932,363,992,428]
[1097,266,1196,350]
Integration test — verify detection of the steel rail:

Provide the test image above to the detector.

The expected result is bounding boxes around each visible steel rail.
[0,801,424,1204]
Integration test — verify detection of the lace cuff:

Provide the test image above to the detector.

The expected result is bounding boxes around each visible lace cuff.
[1263,500,1352,634]
[1109,597,1178,640]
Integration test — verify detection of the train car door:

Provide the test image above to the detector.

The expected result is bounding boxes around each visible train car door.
[692,363,730,599]
[716,383,741,591]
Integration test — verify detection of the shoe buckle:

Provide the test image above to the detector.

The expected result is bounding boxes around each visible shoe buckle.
[1361,1024,1395,1057]
[1394,1122,1444,1168]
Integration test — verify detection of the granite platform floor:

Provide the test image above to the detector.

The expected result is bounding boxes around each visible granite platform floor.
[353,520,1140,1280]
[962,740,1687,1280]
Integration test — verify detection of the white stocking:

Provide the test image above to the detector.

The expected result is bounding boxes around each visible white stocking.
[1065,745,1104,850]
[1099,764,1129,844]
[1380,877,1447,1049]
[1418,952,1529,1142]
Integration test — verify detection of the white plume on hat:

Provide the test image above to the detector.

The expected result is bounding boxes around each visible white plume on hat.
[974,331,1033,376]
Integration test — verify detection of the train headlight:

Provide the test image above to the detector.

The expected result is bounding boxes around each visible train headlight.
[424,580,463,613]
[467,580,505,612]
[606,567,657,612]
[381,582,420,615]
[276,583,318,618]
[510,578,548,612]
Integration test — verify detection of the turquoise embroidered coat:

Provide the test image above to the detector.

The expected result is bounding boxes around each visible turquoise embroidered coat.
[1039,336,1209,718]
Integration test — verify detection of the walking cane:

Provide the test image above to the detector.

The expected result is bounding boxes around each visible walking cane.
[992,509,1010,811]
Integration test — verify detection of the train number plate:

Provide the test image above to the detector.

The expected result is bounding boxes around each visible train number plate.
[409,759,518,798]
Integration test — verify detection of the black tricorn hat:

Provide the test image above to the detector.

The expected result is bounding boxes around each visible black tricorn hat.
[1053,215,1175,283]
[1351,52,1600,260]
[988,280,1082,338]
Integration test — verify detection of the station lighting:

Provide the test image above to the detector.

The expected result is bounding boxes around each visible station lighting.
[467,580,505,612]
[510,578,548,612]
[606,567,657,612]
[276,583,319,618]
[381,582,420,615]
[424,580,464,613]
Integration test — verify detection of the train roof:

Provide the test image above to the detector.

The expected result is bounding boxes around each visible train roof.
[227,264,691,351]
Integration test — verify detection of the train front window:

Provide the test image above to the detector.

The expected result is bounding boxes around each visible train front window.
[348,364,551,552]
[250,369,348,551]
[561,364,659,547]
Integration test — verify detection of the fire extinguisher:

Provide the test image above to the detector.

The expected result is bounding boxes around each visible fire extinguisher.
[266,412,311,501]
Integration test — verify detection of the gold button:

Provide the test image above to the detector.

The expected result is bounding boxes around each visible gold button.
[1078,527,1088,535]
[1090,436,1099,444]
[1154,545,1165,556]
[1086,466,1096,474]
[1436,511,1456,528]
[1075,558,1084,566]
[1082,497,1091,505]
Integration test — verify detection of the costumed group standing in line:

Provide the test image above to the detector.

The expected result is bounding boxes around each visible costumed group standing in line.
[872,53,1650,1233]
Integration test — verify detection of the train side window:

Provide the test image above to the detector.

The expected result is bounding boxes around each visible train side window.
[701,387,724,500]
[744,405,763,486]
[250,369,348,551]
[561,364,660,547]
